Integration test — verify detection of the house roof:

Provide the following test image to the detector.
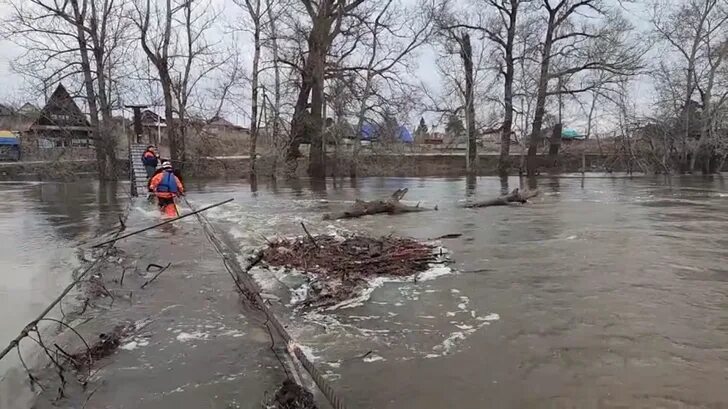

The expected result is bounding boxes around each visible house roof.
[34,84,91,130]
[18,102,40,115]
[0,104,13,116]
[205,116,247,131]
[140,109,165,125]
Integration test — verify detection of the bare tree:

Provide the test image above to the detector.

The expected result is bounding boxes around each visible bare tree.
[474,0,523,175]
[524,0,641,176]
[236,0,267,177]
[341,0,433,177]
[5,0,131,179]
[131,0,222,168]
[434,1,481,173]
[282,0,367,178]
[652,0,728,173]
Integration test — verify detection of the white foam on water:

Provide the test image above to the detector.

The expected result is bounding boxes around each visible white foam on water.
[176,331,209,342]
[425,354,441,359]
[417,265,454,281]
[486,313,500,321]
[450,289,461,294]
[289,282,310,305]
[121,341,139,351]
[434,331,469,355]
[363,354,385,363]
[220,329,246,338]
[295,344,319,361]
[457,303,467,310]
[348,315,380,320]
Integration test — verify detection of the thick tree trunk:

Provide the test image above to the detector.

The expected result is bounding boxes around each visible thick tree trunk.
[526,12,557,176]
[461,33,477,174]
[72,13,107,180]
[161,78,178,164]
[549,123,562,156]
[307,24,327,178]
[285,67,313,176]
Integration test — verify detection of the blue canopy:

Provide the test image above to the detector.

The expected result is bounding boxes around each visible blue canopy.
[360,124,413,143]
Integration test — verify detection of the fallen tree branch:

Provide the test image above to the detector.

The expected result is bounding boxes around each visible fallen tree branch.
[301,222,318,247]
[140,263,172,289]
[464,189,539,208]
[323,188,437,220]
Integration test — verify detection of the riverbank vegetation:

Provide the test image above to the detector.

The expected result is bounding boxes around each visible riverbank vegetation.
[3,0,728,178]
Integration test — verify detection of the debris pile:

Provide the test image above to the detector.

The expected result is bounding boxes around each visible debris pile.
[262,233,446,309]
[271,380,318,409]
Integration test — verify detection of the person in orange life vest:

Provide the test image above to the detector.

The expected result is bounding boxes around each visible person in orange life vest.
[149,161,185,209]
[141,145,159,178]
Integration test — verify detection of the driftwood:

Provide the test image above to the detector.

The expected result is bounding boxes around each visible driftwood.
[464,188,539,208]
[323,188,437,220]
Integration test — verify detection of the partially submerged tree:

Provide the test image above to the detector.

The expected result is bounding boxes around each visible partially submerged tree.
[524,0,641,176]
[131,0,223,168]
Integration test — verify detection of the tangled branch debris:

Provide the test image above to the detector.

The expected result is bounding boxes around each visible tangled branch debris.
[272,379,318,409]
[323,188,437,220]
[262,233,446,309]
[464,188,539,208]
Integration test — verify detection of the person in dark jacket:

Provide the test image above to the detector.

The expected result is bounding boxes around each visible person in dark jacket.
[141,146,159,178]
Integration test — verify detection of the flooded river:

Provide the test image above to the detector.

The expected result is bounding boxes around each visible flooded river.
[0,182,125,370]
[2,176,728,408]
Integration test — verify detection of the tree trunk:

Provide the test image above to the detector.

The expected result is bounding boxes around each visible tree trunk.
[307,24,327,178]
[286,66,313,176]
[161,77,178,163]
[266,0,281,178]
[549,123,562,156]
[71,4,107,180]
[526,11,557,176]
[461,33,477,174]
[498,2,518,177]
[249,8,261,178]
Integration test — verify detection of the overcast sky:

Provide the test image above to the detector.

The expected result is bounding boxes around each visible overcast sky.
[0,0,659,132]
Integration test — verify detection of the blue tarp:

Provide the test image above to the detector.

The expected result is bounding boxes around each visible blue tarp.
[360,124,413,143]
[0,137,19,146]
[562,128,585,140]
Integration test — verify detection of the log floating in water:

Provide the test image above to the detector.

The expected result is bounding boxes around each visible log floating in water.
[323,188,437,220]
[464,188,539,208]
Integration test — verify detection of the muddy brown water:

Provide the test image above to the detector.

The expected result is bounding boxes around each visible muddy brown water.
[2,176,728,408]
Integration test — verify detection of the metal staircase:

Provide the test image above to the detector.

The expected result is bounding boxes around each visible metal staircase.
[130,144,152,195]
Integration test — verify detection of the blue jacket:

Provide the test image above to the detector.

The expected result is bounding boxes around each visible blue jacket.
[142,150,158,167]
[156,171,179,193]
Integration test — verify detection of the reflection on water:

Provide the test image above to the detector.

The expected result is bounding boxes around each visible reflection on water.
[189,175,728,409]
[0,182,124,379]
